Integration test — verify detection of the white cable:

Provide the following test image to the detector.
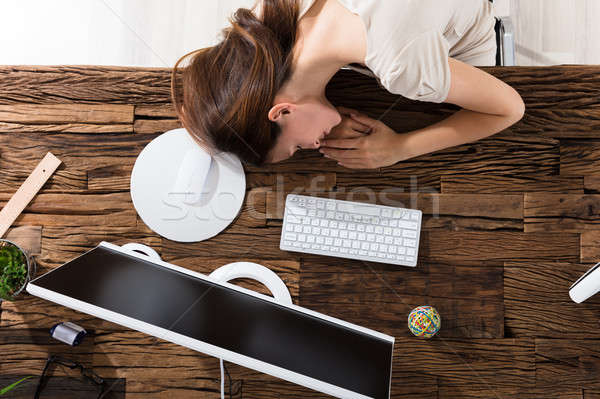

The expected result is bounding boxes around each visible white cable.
[220,358,225,399]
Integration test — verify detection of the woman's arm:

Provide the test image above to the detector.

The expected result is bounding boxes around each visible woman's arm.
[319,57,525,169]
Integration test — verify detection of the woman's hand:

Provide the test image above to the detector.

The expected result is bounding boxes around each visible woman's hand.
[327,106,371,140]
[319,112,411,169]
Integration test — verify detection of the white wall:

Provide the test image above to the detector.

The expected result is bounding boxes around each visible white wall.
[1,0,598,67]
[0,0,255,67]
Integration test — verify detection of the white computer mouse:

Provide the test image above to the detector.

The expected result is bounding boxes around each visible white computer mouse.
[171,146,212,206]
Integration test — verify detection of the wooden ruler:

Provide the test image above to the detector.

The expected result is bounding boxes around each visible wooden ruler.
[0,152,62,238]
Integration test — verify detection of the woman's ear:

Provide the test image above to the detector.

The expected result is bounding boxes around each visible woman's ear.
[268,103,296,122]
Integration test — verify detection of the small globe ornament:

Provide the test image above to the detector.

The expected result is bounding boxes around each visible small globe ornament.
[408,305,441,338]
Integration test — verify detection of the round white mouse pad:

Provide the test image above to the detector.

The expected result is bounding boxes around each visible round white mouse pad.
[130,128,246,242]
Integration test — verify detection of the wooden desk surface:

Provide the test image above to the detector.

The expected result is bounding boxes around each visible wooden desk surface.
[1,65,600,398]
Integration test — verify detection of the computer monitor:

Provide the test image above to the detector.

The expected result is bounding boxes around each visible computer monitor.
[26,241,394,399]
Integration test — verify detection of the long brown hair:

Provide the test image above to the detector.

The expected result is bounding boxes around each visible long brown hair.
[171,0,300,165]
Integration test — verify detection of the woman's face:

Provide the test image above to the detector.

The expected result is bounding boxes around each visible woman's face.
[266,98,342,163]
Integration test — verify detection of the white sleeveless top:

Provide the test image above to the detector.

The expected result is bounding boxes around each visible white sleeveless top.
[298,0,496,103]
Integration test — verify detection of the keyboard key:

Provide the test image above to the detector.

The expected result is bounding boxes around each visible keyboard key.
[343,240,351,248]
[357,224,365,232]
[325,237,333,245]
[287,204,307,216]
[299,234,306,242]
[316,237,324,244]
[361,242,369,250]
[303,226,311,234]
[340,248,349,254]
[313,227,321,235]
[370,243,379,251]
[311,219,320,226]
[307,236,315,243]
[352,241,360,249]
[405,239,417,247]
[403,230,417,238]
[410,212,420,220]
[317,210,325,218]
[320,219,329,227]
[349,231,357,240]
[407,248,416,256]
[397,247,406,255]
[376,236,384,243]
[331,230,339,237]
[358,233,366,241]
[398,221,418,230]
[286,224,294,231]
[375,226,383,234]
[317,200,324,209]
[326,201,336,210]
[381,209,391,217]
[366,225,374,233]
[380,244,388,252]
[294,225,302,233]
[284,233,297,241]
[340,230,348,238]
[337,202,380,216]
[334,238,342,246]
[339,222,347,229]
[385,236,394,244]
[367,234,375,242]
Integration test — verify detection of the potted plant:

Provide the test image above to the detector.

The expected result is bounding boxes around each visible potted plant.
[0,239,36,302]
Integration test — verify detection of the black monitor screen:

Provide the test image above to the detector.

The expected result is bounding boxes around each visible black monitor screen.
[30,246,393,398]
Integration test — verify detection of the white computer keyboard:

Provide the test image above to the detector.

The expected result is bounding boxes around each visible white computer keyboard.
[279,194,422,267]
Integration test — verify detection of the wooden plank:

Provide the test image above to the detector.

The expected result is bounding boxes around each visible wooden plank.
[423,231,579,261]
[335,171,442,193]
[441,175,583,194]
[0,122,133,133]
[0,65,174,105]
[585,176,600,193]
[393,338,534,386]
[161,226,290,262]
[92,330,218,380]
[504,261,600,338]
[134,104,177,118]
[581,231,600,262]
[586,391,600,399]
[505,108,600,138]
[246,172,336,191]
[439,386,582,399]
[3,225,42,255]
[87,163,133,191]
[239,372,438,399]
[536,339,600,388]
[0,104,133,124]
[300,259,504,338]
[524,194,600,232]
[326,67,600,111]
[133,118,181,134]
[561,141,600,176]
[0,191,133,214]
[266,192,523,230]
